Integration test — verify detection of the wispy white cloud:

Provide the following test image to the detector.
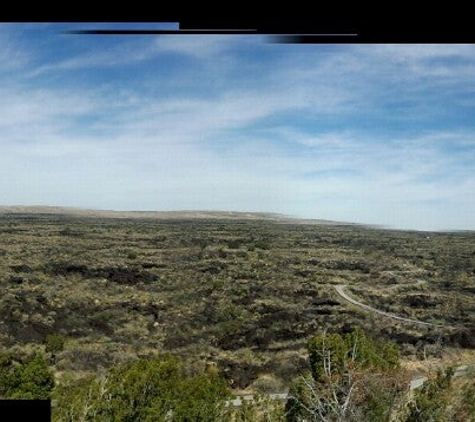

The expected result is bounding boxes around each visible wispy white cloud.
[26,35,246,78]
[0,86,98,126]
[0,27,31,72]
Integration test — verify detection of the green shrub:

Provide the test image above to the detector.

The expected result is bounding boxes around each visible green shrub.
[307,327,399,383]
[44,333,67,354]
[458,380,475,421]
[0,352,54,399]
[230,394,286,421]
[406,368,454,422]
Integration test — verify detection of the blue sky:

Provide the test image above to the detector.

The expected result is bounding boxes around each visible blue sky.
[1,23,475,231]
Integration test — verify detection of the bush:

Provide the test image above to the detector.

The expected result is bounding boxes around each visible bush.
[458,380,475,421]
[0,352,54,399]
[229,394,286,421]
[406,368,454,422]
[44,333,67,354]
[307,327,399,383]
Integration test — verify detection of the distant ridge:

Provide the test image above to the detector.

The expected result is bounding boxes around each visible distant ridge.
[0,205,351,225]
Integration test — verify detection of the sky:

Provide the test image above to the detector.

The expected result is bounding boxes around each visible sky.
[1,23,475,231]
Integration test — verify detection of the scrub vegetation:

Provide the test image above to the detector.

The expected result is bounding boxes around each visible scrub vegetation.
[0,210,474,420]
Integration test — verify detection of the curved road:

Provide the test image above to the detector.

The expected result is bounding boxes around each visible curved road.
[334,284,436,326]
[227,276,462,407]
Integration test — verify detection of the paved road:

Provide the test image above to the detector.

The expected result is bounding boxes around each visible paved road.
[334,284,435,326]
[409,364,472,391]
[226,364,473,407]
[226,364,472,407]
[409,376,428,390]
[225,393,290,408]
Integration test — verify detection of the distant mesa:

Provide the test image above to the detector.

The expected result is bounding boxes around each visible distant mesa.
[0,205,351,225]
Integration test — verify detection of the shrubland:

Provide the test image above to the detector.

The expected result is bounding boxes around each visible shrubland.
[0,212,474,419]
